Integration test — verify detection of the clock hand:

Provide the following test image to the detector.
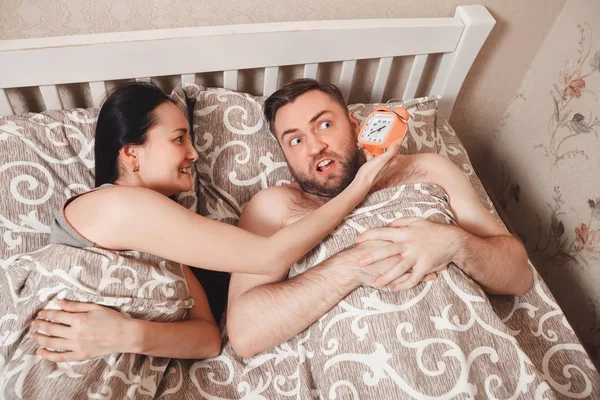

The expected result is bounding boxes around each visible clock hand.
[371,125,385,134]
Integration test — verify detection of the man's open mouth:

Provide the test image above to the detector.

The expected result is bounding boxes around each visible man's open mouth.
[316,159,335,174]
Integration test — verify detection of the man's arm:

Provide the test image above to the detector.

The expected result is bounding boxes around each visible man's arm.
[358,154,532,296]
[227,188,403,358]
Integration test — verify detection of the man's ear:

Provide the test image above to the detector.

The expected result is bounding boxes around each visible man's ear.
[348,112,360,133]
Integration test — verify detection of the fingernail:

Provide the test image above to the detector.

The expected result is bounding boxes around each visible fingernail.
[358,258,369,267]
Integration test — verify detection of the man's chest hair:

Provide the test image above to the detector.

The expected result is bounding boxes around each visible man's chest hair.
[370,158,427,193]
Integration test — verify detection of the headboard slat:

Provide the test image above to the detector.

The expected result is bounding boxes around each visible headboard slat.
[181,74,196,87]
[39,85,63,111]
[303,63,318,79]
[370,57,393,103]
[403,54,428,101]
[223,71,238,91]
[338,60,357,103]
[263,67,279,97]
[89,81,107,107]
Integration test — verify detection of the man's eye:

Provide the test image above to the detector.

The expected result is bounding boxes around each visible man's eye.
[319,121,332,130]
[290,138,302,146]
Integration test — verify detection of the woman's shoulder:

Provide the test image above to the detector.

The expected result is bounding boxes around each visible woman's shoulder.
[65,185,173,229]
[69,185,162,209]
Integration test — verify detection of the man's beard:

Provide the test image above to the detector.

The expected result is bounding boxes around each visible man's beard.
[289,147,363,198]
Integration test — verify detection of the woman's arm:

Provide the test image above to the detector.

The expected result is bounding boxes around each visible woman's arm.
[32,266,221,361]
[72,141,403,276]
[128,266,221,358]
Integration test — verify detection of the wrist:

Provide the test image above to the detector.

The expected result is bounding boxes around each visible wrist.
[347,178,370,201]
[323,249,362,291]
[445,225,469,267]
[125,317,146,354]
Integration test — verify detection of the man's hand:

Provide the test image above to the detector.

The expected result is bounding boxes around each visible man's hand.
[356,218,458,291]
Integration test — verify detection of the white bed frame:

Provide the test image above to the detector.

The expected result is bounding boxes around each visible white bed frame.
[0,5,494,119]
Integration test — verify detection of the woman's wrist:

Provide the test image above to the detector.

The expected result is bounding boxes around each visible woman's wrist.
[347,176,371,201]
[124,317,146,354]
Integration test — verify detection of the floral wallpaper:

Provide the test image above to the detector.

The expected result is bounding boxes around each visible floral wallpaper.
[489,0,600,366]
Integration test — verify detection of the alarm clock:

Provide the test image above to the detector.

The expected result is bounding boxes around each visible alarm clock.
[357,106,409,155]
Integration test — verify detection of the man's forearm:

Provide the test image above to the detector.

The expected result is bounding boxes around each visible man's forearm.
[452,227,532,296]
[228,259,358,358]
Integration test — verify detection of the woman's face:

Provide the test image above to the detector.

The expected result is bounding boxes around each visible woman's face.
[134,102,198,196]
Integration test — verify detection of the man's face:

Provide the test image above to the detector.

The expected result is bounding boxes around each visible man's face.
[274,90,362,198]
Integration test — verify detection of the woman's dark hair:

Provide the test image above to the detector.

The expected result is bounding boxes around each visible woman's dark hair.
[94,81,175,187]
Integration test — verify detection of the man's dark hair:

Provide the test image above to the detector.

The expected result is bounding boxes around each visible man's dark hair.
[263,78,347,137]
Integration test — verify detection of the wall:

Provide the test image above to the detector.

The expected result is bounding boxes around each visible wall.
[490,0,600,365]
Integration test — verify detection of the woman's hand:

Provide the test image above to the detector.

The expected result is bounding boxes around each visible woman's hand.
[30,299,137,362]
[357,218,456,291]
[352,139,403,191]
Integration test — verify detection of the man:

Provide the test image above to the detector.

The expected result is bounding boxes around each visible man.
[227,78,532,358]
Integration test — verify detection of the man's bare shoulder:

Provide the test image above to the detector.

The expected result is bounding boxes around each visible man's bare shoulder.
[405,153,472,194]
[238,184,301,234]
[376,153,463,191]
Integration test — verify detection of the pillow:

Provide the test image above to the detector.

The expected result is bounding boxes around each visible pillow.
[0,85,194,264]
[187,85,441,225]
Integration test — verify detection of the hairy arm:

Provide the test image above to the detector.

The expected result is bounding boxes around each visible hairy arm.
[359,154,532,296]
[227,189,398,358]
[433,155,532,295]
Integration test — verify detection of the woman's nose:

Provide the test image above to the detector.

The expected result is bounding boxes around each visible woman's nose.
[188,143,199,161]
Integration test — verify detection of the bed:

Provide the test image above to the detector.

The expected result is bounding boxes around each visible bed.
[1,5,599,399]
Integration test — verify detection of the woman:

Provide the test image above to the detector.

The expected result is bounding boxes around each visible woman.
[30,82,403,361]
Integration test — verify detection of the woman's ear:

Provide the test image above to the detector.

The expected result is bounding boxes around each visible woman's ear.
[118,145,139,171]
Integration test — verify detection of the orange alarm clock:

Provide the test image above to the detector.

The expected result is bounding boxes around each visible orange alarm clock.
[357,106,409,155]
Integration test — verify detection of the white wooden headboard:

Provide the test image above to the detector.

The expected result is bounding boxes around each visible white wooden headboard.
[0,5,495,118]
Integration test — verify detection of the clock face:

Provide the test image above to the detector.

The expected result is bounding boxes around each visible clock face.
[359,113,395,143]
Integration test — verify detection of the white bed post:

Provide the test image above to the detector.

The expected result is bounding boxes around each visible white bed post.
[429,5,495,118]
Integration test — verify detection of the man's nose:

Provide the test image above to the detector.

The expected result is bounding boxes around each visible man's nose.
[307,134,327,156]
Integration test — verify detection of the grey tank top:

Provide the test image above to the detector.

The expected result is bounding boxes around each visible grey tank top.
[49,183,113,248]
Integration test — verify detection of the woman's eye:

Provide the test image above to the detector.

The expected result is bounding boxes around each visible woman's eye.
[290,138,302,146]
[175,136,183,143]
[318,121,331,130]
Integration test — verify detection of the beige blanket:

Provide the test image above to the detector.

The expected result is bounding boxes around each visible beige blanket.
[0,245,192,399]
[2,183,599,399]
[159,183,600,399]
